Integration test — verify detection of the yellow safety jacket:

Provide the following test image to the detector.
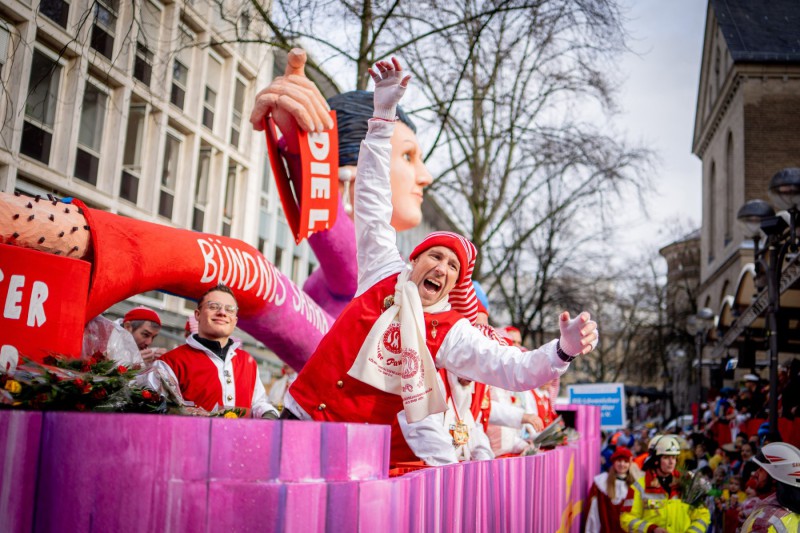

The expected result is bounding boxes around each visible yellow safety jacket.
[741,500,800,533]
[620,470,710,533]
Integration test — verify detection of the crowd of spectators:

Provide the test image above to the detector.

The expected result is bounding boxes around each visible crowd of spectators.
[599,364,799,531]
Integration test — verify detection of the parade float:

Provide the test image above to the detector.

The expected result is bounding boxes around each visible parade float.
[0,189,600,532]
[0,50,600,531]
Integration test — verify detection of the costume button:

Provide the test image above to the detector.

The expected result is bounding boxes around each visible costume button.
[226,378,232,384]
[227,395,233,401]
[318,403,327,411]
[336,380,344,388]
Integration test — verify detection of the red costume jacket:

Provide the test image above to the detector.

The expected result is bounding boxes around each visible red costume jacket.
[289,274,463,464]
[160,341,260,412]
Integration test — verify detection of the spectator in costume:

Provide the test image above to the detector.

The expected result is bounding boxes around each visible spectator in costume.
[586,447,640,533]
[282,58,598,466]
[156,285,278,419]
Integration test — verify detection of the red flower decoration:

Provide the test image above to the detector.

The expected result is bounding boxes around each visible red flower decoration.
[74,379,85,387]
[75,403,86,411]
[142,390,153,400]
[118,365,128,374]
[81,384,92,394]
[92,388,107,400]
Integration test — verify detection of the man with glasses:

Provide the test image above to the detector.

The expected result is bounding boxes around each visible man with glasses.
[157,284,278,418]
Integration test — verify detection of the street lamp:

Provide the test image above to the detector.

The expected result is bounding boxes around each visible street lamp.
[687,307,715,408]
[736,167,800,434]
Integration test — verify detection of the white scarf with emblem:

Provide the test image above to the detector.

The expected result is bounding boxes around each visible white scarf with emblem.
[348,269,448,423]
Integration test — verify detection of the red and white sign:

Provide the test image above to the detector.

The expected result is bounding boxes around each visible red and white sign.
[0,244,90,362]
[264,112,339,244]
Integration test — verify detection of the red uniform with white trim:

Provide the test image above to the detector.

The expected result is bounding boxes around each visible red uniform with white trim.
[289,273,463,464]
[158,335,275,417]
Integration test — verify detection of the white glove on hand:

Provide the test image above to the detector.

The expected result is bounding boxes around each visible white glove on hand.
[368,57,411,121]
[558,311,598,357]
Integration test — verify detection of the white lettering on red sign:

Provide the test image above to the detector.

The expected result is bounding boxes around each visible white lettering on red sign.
[306,132,332,229]
[0,270,48,327]
[197,238,284,304]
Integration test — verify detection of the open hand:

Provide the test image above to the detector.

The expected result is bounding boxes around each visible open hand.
[368,57,411,121]
[250,48,334,141]
[558,311,598,356]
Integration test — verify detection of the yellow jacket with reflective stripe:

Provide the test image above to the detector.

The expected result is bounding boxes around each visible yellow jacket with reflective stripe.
[619,471,710,533]
[741,505,800,533]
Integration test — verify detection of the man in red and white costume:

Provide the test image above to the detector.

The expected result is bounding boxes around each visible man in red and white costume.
[283,58,598,465]
[117,306,165,364]
[156,285,278,418]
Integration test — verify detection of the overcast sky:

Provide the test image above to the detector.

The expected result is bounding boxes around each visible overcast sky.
[612,0,708,252]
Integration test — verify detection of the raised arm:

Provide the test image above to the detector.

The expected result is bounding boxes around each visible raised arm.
[354,59,412,293]
[437,312,598,391]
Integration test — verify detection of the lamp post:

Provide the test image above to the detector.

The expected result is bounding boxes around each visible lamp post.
[687,308,715,408]
[736,167,800,434]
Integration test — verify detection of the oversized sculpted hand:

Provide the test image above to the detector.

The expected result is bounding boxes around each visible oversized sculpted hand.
[368,57,411,121]
[250,48,334,152]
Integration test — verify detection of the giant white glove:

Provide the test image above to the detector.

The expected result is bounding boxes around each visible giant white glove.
[558,311,598,358]
[368,57,411,121]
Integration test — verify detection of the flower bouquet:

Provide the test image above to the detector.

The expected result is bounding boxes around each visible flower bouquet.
[0,352,169,413]
[677,469,713,507]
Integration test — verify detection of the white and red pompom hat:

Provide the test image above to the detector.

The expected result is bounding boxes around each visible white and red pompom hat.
[410,231,479,324]
[123,306,161,326]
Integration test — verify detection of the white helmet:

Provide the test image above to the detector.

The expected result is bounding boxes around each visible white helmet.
[753,442,800,486]
[650,434,681,456]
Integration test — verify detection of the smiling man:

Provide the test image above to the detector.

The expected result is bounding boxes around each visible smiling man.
[282,59,598,465]
[156,285,278,419]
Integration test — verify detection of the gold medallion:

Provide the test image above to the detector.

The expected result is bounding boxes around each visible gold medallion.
[449,421,470,446]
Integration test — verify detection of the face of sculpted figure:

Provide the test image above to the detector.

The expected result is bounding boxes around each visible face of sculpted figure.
[342,122,432,232]
[388,123,432,231]
[409,245,460,307]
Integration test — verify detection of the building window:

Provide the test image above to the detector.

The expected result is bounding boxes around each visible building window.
[707,161,716,263]
[170,27,192,110]
[40,0,70,27]
[292,255,301,283]
[274,214,288,269]
[724,133,734,245]
[74,82,107,186]
[160,134,180,219]
[133,2,159,86]
[120,104,146,203]
[21,50,62,165]
[193,147,211,231]
[258,196,270,252]
[171,60,188,108]
[230,79,245,147]
[90,0,118,59]
[0,20,10,75]
[222,164,236,236]
[203,55,221,130]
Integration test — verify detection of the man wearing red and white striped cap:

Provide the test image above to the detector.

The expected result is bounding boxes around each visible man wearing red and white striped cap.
[284,58,599,466]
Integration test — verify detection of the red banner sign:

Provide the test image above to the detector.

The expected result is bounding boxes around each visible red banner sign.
[0,244,90,362]
[264,112,339,244]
